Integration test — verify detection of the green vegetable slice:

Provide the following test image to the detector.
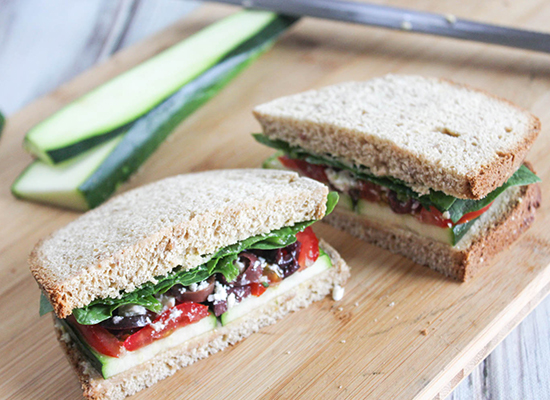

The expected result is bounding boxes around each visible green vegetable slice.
[253,134,540,222]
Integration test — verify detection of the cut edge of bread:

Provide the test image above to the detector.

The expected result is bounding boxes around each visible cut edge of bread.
[323,184,540,281]
[52,240,350,400]
[253,75,540,200]
[30,169,329,319]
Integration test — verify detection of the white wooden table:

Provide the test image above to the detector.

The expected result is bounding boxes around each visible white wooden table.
[1,1,548,398]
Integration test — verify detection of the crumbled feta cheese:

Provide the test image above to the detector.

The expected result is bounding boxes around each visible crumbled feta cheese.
[112,316,123,324]
[227,293,237,309]
[259,275,269,284]
[118,304,147,317]
[234,258,247,273]
[151,307,183,332]
[156,293,176,311]
[208,281,229,303]
[150,320,165,332]
[178,286,187,293]
[325,168,357,192]
[442,211,451,219]
[332,285,345,301]
[189,280,209,292]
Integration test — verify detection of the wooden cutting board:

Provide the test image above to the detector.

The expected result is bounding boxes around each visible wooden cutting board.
[1,2,550,399]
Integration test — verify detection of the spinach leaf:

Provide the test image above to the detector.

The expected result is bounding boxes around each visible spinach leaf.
[40,292,54,316]
[445,164,540,222]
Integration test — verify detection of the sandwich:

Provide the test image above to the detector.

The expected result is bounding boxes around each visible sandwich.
[31,169,349,400]
[253,74,541,281]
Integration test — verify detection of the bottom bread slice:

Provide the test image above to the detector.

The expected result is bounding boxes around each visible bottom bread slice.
[324,184,540,281]
[53,240,350,400]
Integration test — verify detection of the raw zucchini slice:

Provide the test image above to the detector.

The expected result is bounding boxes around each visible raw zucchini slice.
[25,11,283,165]
[12,137,123,211]
[13,14,296,210]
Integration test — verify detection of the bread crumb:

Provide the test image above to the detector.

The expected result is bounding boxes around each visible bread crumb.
[337,307,344,312]
[338,385,343,389]
[354,302,359,307]
[374,318,378,322]
[395,316,399,320]
[420,329,429,336]
[286,351,291,355]
[401,21,412,30]
[445,14,457,24]
[518,197,523,203]
[340,339,346,343]
[332,285,345,301]
[388,302,395,307]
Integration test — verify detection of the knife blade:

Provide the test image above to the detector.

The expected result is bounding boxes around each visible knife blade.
[201,0,550,54]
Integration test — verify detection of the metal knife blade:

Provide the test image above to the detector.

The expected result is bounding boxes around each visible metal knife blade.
[201,0,550,54]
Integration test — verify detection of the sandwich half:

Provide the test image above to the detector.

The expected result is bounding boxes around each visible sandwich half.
[31,169,349,400]
[253,74,541,281]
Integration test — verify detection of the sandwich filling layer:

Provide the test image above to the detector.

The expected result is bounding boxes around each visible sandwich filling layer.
[57,243,333,379]
[255,134,540,246]
[42,195,338,379]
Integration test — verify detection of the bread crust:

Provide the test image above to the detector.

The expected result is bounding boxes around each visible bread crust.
[253,75,540,200]
[323,184,540,281]
[52,241,349,400]
[29,169,329,319]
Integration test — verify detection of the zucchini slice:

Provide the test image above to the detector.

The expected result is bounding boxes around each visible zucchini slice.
[24,11,284,165]
[13,15,297,211]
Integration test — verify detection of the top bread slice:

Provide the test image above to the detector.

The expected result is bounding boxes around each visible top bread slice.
[253,74,540,199]
[30,169,329,319]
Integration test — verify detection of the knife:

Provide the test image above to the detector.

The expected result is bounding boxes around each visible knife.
[202,0,550,54]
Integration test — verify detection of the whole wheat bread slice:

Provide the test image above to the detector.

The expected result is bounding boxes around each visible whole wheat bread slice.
[30,169,329,319]
[253,74,540,199]
[324,184,540,281]
[53,241,349,400]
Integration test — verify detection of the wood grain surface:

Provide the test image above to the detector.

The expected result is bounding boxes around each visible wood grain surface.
[1,1,550,399]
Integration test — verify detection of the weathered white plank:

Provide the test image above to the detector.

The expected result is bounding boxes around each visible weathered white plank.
[0,0,198,115]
